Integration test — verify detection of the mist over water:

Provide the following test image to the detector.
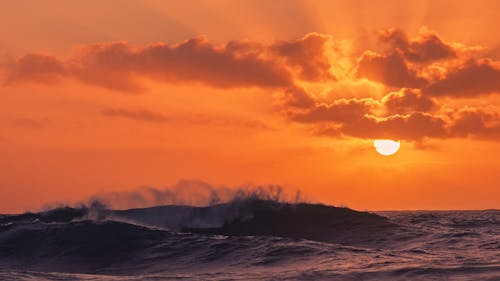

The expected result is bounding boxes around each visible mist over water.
[84,180,305,210]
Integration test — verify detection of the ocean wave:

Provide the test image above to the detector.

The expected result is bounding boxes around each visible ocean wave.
[0,201,498,279]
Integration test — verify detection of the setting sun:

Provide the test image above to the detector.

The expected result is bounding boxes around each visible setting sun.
[373,139,401,156]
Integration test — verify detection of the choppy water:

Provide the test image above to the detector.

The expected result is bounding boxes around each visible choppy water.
[0,200,498,280]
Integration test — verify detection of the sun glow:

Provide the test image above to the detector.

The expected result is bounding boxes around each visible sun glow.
[373,139,401,156]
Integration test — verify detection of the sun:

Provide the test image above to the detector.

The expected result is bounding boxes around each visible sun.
[373,139,401,156]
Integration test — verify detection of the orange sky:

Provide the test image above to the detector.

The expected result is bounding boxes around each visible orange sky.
[1,0,499,213]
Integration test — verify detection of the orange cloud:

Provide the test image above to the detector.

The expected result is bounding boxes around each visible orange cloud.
[379,28,457,62]
[449,109,500,139]
[305,108,500,141]
[4,39,293,92]
[424,59,500,97]
[4,34,339,93]
[270,33,334,81]
[5,54,66,85]
[289,98,375,123]
[101,108,169,123]
[3,30,499,144]
[284,90,498,142]
[355,51,427,88]
[13,117,51,129]
[341,112,448,141]
[382,88,437,115]
[280,87,315,109]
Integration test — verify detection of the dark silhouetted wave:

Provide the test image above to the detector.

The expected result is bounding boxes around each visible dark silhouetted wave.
[0,200,498,280]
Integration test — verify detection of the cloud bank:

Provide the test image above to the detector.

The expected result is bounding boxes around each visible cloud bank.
[3,29,499,143]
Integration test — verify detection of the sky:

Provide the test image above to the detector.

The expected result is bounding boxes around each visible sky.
[0,0,499,213]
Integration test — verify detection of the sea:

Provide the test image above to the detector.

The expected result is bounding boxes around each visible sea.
[0,199,498,280]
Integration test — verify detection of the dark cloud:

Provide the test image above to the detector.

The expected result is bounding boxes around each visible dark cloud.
[306,109,500,142]
[289,98,375,123]
[4,54,66,85]
[101,108,169,122]
[3,30,499,143]
[382,88,437,114]
[74,38,294,91]
[380,28,456,62]
[3,34,338,92]
[340,112,448,141]
[13,117,51,129]
[271,33,334,81]
[286,93,498,142]
[311,124,343,138]
[280,87,316,109]
[355,51,427,88]
[100,108,273,130]
[424,59,500,97]
[185,114,274,130]
[449,110,500,139]
[4,39,293,92]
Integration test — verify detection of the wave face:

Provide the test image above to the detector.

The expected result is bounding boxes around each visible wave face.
[0,200,499,280]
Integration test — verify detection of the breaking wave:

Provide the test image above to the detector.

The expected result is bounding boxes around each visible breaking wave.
[0,200,498,280]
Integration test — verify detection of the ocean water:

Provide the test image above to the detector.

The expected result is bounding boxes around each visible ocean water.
[0,200,498,280]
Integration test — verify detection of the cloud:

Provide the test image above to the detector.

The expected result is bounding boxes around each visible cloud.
[77,38,295,91]
[280,87,316,109]
[101,108,273,130]
[340,112,448,141]
[424,59,500,97]
[286,92,498,141]
[449,109,500,139]
[271,33,334,81]
[13,117,51,129]
[382,88,437,114]
[289,98,377,123]
[283,90,451,141]
[101,108,169,122]
[3,30,499,143]
[310,124,343,138]
[183,114,274,130]
[379,28,457,62]
[305,107,500,142]
[355,51,427,88]
[4,38,294,92]
[3,34,338,92]
[4,54,66,85]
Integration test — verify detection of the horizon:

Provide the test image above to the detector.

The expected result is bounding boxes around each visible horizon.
[3,187,500,215]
